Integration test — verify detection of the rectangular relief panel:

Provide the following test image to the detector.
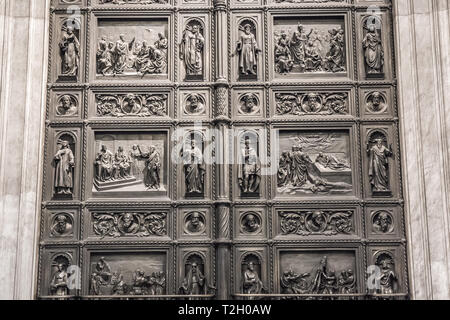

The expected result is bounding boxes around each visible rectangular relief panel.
[90,89,172,119]
[86,208,171,240]
[270,13,352,81]
[276,248,361,295]
[274,127,357,198]
[87,130,170,199]
[84,249,171,296]
[271,87,355,117]
[273,206,361,239]
[91,14,171,82]
[39,0,408,300]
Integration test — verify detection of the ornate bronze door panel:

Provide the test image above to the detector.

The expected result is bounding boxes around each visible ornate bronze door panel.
[39,0,408,300]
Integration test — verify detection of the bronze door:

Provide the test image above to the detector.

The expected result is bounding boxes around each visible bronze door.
[39,0,408,300]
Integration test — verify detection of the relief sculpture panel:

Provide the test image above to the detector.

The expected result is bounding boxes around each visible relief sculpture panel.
[39,0,407,300]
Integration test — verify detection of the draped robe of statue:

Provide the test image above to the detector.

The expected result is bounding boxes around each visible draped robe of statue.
[53,145,75,194]
[362,29,384,73]
[368,143,392,192]
[277,152,292,187]
[290,28,308,66]
[327,37,345,72]
[96,149,114,181]
[59,29,80,76]
[180,27,204,76]
[290,149,310,187]
[237,32,259,75]
[134,43,151,72]
[141,148,161,190]
[114,38,131,73]
[180,266,207,295]
[184,145,206,194]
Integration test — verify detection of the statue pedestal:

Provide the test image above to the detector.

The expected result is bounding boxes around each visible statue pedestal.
[185,74,204,81]
[372,190,392,197]
[240,191,260,198]
[57,75,78,82]
[239,73,257,81]
[185,192,204,198]
[365,72,384,79]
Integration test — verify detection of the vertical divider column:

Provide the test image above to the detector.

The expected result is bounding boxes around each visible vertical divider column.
[213,0,232,300]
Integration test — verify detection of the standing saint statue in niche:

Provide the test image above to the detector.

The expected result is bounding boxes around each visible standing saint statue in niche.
[235,23,261,77]
[50,263,69,296]
[53,140,75,196]
[183,139,206,196]
[59,26,80,78]
[362,25,384,75]
[180,262,208,295]
[180,23,205,79]
[367,136,393,195]
[238,137,261,196]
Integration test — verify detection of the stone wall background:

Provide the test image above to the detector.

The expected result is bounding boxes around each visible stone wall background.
[0,0,448,300]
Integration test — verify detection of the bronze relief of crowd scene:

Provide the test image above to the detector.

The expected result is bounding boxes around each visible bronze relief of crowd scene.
[281,256,356,298]
[90,257,166,296]
[96,32,168,76]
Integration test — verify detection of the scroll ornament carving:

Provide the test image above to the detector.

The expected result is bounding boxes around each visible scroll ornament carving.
[281,256,356,296]
[90,257,166,295]
[93,212,167,238]
[276,92,348,115]
[96,33,168,76]
[96,93,168,117]
[274,25,346,74]
[279,210,353,236]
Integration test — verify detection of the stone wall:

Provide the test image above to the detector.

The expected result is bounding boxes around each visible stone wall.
[393,0,450,300]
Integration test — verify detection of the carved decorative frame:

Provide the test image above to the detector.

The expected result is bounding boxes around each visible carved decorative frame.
[39,0,408,299]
